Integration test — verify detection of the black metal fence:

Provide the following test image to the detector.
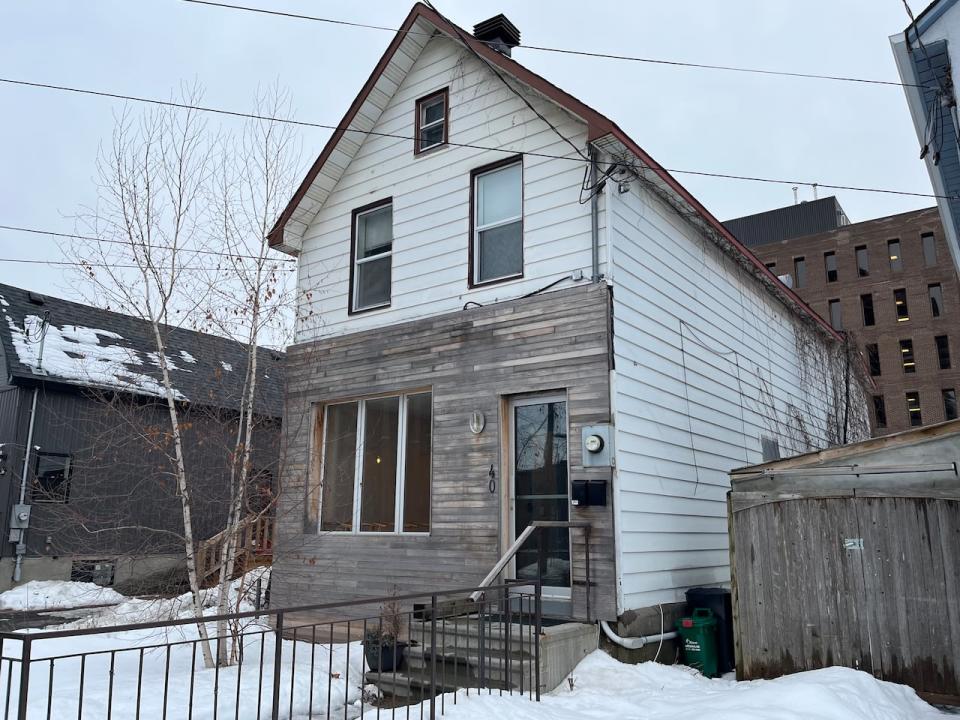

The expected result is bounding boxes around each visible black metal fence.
[0,581,541,720]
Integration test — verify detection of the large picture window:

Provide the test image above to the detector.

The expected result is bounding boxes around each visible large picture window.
[350,199,393,313]
[319,391,432,533]
[471,157,522,286]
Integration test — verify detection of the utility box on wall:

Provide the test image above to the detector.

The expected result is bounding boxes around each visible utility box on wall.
[581,424,614,467]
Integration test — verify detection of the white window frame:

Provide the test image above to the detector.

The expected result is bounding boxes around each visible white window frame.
[320,390,432,536]
[417,93,447,153]
[473,160,523,285]
[352,202,393,313]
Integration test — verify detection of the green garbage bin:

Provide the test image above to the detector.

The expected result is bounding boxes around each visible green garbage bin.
[675,608,719,677]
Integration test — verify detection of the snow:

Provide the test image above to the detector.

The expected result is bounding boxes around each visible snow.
[180,350,198,364]
[220,361,233,372]
[0,297,189,400]
[375,652,946,720]
[0,580,124,611]
[0,577,946,719]
[0,571,367,720]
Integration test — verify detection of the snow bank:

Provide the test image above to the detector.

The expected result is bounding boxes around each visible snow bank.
[0,580,124,611]
[383,651,945,720]
[0,570,368,720]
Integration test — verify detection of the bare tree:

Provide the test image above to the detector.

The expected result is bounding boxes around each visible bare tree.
[63,82,299,668]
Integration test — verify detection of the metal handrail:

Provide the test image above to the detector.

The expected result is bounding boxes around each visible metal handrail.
[470,520,592,619]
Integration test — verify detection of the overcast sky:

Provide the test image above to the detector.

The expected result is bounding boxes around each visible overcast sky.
[0,0,934,306]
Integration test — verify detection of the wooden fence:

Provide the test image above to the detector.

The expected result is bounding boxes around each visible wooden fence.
[729,489,960,704]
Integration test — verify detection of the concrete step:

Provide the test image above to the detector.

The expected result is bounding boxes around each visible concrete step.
[404,646,534,689]
[408,616,540,646]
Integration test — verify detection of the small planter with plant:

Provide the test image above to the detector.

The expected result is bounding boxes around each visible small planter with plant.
[364,591,407,672]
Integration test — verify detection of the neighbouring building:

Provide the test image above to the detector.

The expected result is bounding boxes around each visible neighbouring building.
[268,4,870,643]
[0,283,283,592]
[729,200,960,435]
[891,0,960,275]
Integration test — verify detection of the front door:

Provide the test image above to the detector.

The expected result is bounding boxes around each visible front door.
[509,395,571,598]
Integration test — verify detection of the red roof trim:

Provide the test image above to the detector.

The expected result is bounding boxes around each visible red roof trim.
[269,2,840,341]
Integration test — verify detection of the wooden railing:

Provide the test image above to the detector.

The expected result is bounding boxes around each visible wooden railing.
[196,514,274,586]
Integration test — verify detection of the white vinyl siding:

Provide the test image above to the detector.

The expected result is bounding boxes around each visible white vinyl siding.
[607,179,855,611]
[295,36,603,341]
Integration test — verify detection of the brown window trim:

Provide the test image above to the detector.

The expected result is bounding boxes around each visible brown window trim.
[468,154,524,289]
[348,196,393,316]
[414,88,449,155]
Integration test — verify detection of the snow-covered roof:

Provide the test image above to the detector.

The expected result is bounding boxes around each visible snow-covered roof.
[0,284,283,416]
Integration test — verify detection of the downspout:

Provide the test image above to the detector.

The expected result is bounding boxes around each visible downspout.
[13,316,47,582]
[589,145,601,283]
[13,388,38,582]
[600,619,677,649]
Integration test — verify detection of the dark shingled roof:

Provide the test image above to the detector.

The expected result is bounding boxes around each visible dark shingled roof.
[0,283,283,418]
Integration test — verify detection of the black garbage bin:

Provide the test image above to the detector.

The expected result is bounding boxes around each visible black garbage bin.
[685,587,734,673]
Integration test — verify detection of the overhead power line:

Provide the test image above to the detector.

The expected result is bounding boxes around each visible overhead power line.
[182,0,929,90]
[0,256,297,272]
[0,224,296,263]
[0,75,953,201]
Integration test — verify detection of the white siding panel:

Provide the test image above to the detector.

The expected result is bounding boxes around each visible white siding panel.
[609,178,852,611]
[296,37,603,340]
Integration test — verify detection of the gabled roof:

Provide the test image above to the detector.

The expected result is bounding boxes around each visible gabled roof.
[269,2,840,341]
[0,283,283,417]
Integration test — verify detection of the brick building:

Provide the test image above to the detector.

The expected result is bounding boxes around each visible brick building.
[727,202,960,435]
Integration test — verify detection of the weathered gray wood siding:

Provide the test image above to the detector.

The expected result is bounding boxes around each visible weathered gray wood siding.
[273,283,617,620]
[730,489,960,701]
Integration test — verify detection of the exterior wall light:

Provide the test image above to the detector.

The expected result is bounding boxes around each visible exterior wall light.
[469,411,486,435]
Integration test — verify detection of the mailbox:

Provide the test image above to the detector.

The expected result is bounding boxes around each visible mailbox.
[571,479,607,507]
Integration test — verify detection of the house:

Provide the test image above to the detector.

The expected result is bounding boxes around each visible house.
[727,200,960,435]
[728,419,960,703]
[268,3,871,642]
[0,283,283,592]
[891,0,960,275]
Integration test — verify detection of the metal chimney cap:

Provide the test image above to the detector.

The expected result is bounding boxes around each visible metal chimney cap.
[473,14,521,54]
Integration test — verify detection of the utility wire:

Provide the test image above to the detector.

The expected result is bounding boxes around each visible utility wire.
[0,257,296,271]
[1,75,955,201]
[0,224,295,263]
[182,0,930,90]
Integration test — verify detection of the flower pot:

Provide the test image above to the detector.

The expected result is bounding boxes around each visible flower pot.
[364,638,407,672]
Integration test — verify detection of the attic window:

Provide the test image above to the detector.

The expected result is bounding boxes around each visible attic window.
[415,88,448,154]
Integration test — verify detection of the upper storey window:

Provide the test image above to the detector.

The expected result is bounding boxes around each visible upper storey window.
[471,157,523,286]
[350,199,393,313]
[415,88,449,154]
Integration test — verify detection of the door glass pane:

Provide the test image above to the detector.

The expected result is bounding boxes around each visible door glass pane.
[357,205,393,258]
[403,392,432,532]
[320,403,358,531]
[513,400,569,589]
[360,396,400,532]
[477,163,521,226]
[356,255,391,309]
[478,221,522,282]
